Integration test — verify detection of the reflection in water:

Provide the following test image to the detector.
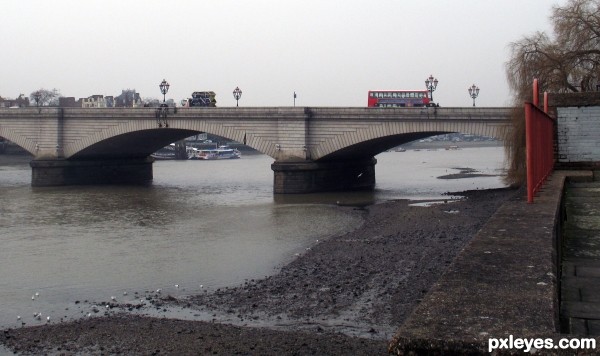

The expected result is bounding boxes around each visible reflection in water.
[0,147,506,329]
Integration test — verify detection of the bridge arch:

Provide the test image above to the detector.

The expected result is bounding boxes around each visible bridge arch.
[318,132,449,160]
[0,124,37,156]
[71,129,198,159]
[308,116,506,161]
[63,109,278,159]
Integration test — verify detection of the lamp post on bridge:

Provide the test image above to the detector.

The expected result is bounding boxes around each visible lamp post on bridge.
[233,86,242,107]
[425,74,438,105]
[157,79,171,128]
[159,79,170,103]
[468,84,480,107]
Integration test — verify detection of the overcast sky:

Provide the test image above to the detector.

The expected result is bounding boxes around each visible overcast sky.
[1,0,566,107]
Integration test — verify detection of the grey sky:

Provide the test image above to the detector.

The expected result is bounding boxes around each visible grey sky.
[1,0,565,107]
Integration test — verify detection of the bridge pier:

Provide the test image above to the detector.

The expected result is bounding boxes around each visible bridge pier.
[271,158,376,194]
[30,158,154,187]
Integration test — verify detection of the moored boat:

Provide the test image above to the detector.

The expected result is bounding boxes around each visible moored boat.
[190,147,241,160]
[151,144,177,160]
[152,143,197,160]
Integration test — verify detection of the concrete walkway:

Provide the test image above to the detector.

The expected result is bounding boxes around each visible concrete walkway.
[561,177,600,335]
[389,170,599,354]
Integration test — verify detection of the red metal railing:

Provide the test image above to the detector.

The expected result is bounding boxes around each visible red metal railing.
[525,80,556,203]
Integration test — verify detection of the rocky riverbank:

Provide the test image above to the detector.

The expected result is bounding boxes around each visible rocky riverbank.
[0,188,518,355]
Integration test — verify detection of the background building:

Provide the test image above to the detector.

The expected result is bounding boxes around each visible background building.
[0,94,29,107]
[114,89,142,107]
[82,95,107,108]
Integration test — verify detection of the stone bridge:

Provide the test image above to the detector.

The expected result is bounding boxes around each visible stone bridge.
[0,106,511,193]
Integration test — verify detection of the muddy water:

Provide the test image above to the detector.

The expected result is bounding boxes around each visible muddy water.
[0,146,505,330]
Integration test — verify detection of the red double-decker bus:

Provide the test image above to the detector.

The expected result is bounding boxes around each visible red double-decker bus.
[367,90,431,107]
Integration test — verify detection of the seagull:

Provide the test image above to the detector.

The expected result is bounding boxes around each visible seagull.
[199,285,203,288]
[35,292,39,297]
[31,295,35,300]
[17,316,21,321]
[156,289,162,294]
[46,316,50,323]
[111,296,116,301]
[123,291,128,296]
[174,284,179,289]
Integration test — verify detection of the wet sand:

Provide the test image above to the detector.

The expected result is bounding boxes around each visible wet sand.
[0,187,517,355]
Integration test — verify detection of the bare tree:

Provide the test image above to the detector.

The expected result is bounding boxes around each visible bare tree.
[504,0,600,186]
[552,0,600,91]
[29,88,61,106]
[507,0,600,98]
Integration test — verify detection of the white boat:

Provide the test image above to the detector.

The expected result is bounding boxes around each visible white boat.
[151,144,177,160]
[191,147,241,160]
[152,143,197,160]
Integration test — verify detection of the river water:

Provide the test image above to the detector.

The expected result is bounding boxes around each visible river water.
[0,146,506,330]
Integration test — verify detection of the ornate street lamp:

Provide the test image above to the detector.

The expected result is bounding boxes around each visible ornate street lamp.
[468,84,480,107]
[233,86,242,107]
[157,79,171,128]
[159,79,170,103]
[425,74,439,104]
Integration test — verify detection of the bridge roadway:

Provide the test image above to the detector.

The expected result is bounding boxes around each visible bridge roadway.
[0,106,511,193]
